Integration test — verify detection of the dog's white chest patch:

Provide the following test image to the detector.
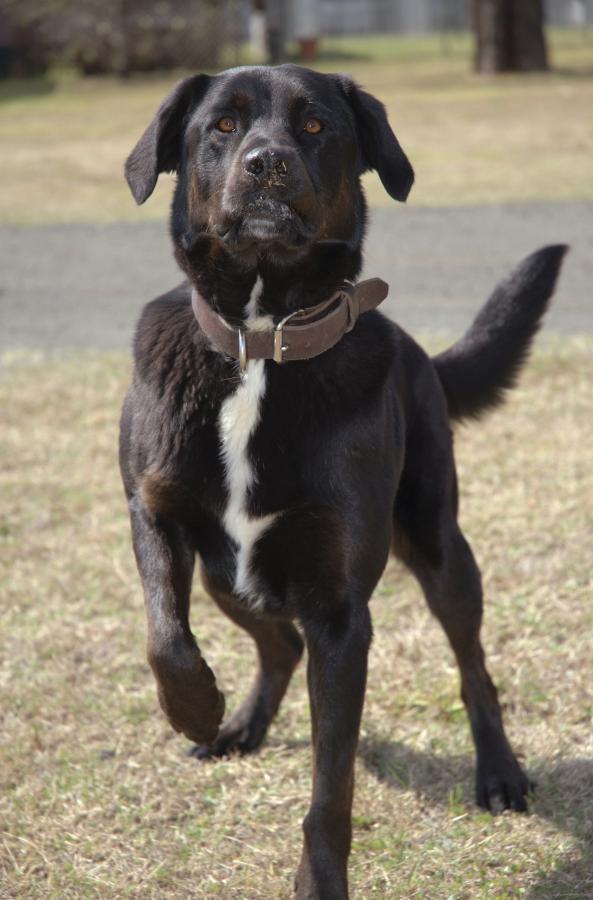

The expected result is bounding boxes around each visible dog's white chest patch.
[217,280,276,608]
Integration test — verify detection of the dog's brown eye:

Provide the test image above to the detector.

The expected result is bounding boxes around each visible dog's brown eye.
[216,116,236,133]
[304,118,323,135]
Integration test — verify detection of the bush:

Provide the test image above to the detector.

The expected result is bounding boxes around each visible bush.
[2,0,234,76]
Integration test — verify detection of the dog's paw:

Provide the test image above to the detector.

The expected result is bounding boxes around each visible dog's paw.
[476,756,532,814]
[153,649,225,745]
[188,707,269,759]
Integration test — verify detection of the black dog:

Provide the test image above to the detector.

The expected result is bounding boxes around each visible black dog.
[120,64,566,898]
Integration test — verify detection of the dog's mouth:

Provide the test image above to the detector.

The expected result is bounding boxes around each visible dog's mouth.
[215,198,319,256]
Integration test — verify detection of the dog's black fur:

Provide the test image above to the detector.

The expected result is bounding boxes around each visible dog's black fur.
[119,64,566,898]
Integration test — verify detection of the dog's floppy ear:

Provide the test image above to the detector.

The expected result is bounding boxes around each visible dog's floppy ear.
[338,76,414,203]
[125,74,210,204]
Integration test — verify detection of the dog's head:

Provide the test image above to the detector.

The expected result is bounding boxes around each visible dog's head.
[125,65,413,269]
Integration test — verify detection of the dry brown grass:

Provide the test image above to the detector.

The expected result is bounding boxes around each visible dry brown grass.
[1,337,592,898]
[0,30,592,224]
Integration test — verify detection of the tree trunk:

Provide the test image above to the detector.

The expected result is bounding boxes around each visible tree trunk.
[472,0,548,73]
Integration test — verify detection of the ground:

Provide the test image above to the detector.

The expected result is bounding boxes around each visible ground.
[1,29,593,900]
[1,344,592,898]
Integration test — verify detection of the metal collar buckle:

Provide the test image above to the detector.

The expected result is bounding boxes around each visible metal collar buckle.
[273,309,304,363]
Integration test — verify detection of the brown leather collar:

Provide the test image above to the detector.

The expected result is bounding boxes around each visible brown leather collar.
[191,278,389,369]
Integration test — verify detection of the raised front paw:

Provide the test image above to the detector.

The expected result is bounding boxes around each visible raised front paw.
[149,641,225,745]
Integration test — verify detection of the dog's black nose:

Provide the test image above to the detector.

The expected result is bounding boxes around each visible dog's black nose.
[243,147,288,179]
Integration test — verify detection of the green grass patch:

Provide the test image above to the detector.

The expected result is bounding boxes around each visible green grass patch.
[0,30,592,224]
[1,339,592,897]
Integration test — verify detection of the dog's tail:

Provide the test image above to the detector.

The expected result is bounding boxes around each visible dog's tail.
[433,245,568,422]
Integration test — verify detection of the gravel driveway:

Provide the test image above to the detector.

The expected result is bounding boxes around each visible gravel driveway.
[1,202,591,351]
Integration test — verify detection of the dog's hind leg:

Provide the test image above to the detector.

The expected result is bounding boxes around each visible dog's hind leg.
[191,570,304,759]
[394,452,530,813]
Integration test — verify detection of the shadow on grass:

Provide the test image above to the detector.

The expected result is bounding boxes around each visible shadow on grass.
[0,76,56,104]
[526,855,593,899]
[359,736,593,898]
[359,735,475,804]
[525,757,593,898]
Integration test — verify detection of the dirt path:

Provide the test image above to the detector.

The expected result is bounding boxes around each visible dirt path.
[1,201,591,351]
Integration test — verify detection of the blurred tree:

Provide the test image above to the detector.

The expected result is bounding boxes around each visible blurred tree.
[472,0,549,72]
[0,6,50,75]
[1,0,230,76]
[262,0,288,64]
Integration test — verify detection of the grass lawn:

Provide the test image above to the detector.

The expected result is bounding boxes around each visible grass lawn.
[0,29,592,223]
[1,339,592,898]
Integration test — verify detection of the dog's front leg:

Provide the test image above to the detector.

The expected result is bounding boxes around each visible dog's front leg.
[295,602,372,900]
[129,497,225,744]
